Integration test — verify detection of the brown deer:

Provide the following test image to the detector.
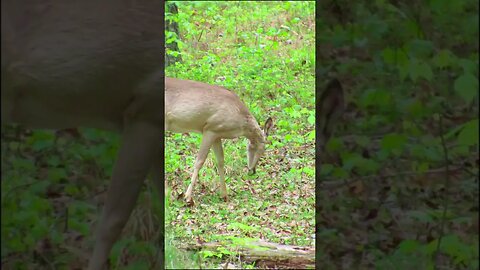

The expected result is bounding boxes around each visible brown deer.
[2,1,163,269]
[165,77,273,204]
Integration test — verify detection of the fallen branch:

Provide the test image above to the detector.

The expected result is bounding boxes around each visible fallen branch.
[179,239,314,269]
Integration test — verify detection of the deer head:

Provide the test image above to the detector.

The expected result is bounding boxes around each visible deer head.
[247,117,273,175]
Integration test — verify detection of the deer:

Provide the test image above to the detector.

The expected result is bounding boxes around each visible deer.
[165,77,273,204]
[2,1,164,269]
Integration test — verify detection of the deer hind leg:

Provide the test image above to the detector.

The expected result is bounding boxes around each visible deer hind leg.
[212,138,227,200]
[184,131,217,203]
[88,121,161,270]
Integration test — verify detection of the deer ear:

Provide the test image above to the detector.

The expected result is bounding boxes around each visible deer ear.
[264,117,273,137]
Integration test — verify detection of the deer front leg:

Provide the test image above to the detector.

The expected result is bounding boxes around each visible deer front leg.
[212,139,227,200]
[88,121,161,270]
[184,131,217,203]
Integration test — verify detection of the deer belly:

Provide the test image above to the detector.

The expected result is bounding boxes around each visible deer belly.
[1,87,124,130]
[165,111,206,134]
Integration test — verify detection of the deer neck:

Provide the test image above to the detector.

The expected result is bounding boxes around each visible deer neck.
[244,116,265,145]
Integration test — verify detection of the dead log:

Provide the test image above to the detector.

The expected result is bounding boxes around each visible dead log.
[179,239,315,269]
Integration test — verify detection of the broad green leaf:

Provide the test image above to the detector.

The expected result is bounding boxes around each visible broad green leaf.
[454,73,478,104]
[308,115,315,125]
[459,59,477,74]
[48,168,68,182]
[407,39,434,58]
[457,119,479,147]
[359,88,392,109]
[381,133,407,152]
[433,49,455,68]
[382,47,396,65]
[398,239,421,253]
[409,60,433,82]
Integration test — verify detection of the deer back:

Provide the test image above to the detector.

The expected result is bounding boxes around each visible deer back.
[165,77,256,139]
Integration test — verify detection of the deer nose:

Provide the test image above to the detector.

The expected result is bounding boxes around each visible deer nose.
[248,167,256,175]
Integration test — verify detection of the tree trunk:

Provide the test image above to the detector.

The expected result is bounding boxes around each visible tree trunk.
[165,2,182,67]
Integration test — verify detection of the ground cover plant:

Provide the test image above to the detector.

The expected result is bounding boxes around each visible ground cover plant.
[1,126,163,269]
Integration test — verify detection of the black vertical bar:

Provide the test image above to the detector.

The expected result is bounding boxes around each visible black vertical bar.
[159,1,166,269]
[314,1,322,269]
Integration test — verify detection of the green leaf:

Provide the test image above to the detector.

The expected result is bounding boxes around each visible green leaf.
[201,250,216,258]
[308,130,315,140]
[29,131,55,151]
[382,47,396,65]
[415,162,430,173]
[227,222,256,232]
[433,49,455,68]
[407,98,426,118]
[407,39,434,58]
[125,260,149,270]
[359,88,393,109]
[459,59,477,74]
[381,133,407,152]
[457,119,479,147]
[409,60,433,82]
[398,239,421,253]
[65,185,81,196]
[395,49,409,66]
[454,73,478,104]
[48,168,68,182]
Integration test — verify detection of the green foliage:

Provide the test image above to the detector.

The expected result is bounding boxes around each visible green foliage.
[1,126,162,268]
[376,235,479,269]
[318,0,478,269]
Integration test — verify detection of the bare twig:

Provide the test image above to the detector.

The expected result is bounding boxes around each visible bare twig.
[434,116,451,269]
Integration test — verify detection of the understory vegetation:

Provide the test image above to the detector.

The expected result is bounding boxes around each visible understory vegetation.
[317,0,478,269]
[1,126,163,269]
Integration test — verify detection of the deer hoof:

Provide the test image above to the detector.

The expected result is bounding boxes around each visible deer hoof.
[184,196,195,206]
